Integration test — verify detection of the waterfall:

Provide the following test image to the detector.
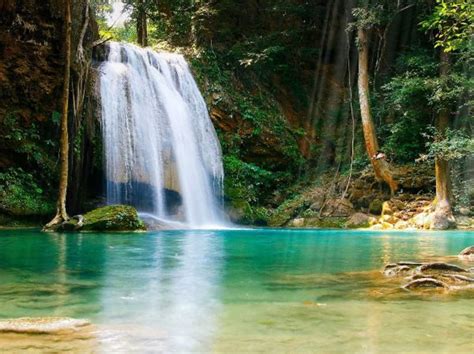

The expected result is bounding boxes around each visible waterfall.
[99,42,225,228]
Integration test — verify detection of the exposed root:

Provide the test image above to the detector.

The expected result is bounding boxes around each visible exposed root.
[418,263,467,274]
[403,278,449,290]
[43,212,69,232]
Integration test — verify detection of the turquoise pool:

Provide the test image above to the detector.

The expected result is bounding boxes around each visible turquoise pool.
[0,229,473,352]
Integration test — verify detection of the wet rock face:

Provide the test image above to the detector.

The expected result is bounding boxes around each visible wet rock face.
[0,1,98,124]
[0,1,100,215]
[0,2,63,126]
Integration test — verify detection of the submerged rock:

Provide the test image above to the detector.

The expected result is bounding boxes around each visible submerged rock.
[0,317,90,334]
[61,205,146,232]
[419,263,467,274]
[403,278,448,290]
[383,251,474,293]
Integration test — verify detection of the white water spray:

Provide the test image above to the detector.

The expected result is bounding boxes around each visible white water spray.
[99,42,225,228]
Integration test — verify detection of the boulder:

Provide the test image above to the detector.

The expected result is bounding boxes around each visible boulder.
[455,216,473,230]
[394,220,409,230]
[413,212,432,229]
[458,207,471,216]
[370,224,383,230]
[321,198,354,217]
[345,213,370,228]
[381,214,398,224]
[61,205,146,232]
[308,188,326,211]
[381,201,393,216]
[369,199,383,215]
[290,218,305,227]
[381,222,394,230]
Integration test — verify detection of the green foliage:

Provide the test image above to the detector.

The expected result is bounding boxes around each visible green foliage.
[421,0,474,52]
[268,193,308,226]
[378,50,435,162]
[0,112,58,182]
[378,49,472,163]
[223,155,274,205]
[102,20,137,43]
[0,168,54,216]
[450,161,474,211]
[191,49,303,167]
[421,127,474,161]
[349,6,384,31]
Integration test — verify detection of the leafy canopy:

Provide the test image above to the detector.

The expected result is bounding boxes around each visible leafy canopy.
[421,0,474,52]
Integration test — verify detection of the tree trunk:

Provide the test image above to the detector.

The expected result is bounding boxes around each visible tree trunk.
[430,50,455,230]
[136,2,148,47]
[357,28,398,194]
[44,0,71,230]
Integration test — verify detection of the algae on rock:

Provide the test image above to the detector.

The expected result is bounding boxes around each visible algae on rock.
[62,205,146,232]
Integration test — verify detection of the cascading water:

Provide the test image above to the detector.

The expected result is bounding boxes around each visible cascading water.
[99,42,225,228]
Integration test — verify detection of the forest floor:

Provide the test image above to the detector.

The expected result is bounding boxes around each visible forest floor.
[263,163,473,231]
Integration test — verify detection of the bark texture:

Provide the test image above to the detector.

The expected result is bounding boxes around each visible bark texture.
[357,28,398,194]
[136,1,148,47]
[430,50,455,230]
[44,0,72,229]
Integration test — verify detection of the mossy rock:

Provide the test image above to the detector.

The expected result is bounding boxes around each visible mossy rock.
[63,205,146,232]
[305,217,347,228]
[268,211,291,227]
[345,213,371,229]
[369,199,383,215]
[287,216,347,228]
[268,195,307,226]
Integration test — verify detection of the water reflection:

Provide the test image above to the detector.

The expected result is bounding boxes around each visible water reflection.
[97,231,223,352]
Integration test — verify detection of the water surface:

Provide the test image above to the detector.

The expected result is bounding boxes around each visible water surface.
[0,229,473,353]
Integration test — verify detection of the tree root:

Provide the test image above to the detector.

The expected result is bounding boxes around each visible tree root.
[403,277,449,290]
[42,213,68,232]
[418,263,467,274]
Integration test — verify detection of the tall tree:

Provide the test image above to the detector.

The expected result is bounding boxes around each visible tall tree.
[44,0,72,230]
[136,0,148,46]
[430,50,455,229]
[352,6,399,193]
[421,0,473,228]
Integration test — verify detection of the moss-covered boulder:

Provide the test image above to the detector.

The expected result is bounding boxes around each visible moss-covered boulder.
[345,213,371,228]
[62,205,146,232]
[369,199,383,215]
